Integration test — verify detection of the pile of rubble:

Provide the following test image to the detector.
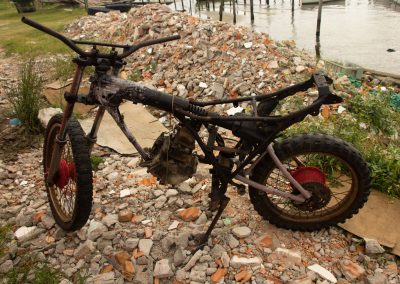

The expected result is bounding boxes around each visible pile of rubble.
[66,4,315,105]
[1,151,399,284]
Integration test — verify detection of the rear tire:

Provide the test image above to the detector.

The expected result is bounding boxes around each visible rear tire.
[43,114,93,231]
[249,134,371,231]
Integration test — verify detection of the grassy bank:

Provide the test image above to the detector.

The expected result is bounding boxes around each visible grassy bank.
[0,0,85,56]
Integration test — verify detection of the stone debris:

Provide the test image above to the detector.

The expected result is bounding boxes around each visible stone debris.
[154,259,174,278]
[364,238,386,254]
[307,263,337,283]
[232,226,251,238]
[0,4,398,284]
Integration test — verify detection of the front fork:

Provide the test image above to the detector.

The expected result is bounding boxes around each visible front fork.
[46,66,84,185]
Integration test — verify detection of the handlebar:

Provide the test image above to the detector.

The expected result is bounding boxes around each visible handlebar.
[21,17,180,59]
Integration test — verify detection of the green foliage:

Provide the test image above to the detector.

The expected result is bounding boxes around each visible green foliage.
[6,60,43,134]
[346,91,397,135]
[52,57,76,83]
[285,103,400,197]
[367,144,400,197]
[72,269,90,284]
[0,225,12,257]
[129,68,142,82]
[90,155,104,171]
[32,264,61,284]
[5,255,62,284]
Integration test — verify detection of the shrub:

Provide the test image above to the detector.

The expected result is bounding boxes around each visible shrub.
[6,60,43,134]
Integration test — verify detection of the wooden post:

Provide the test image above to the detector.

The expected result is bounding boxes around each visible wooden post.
[181,0,185,10]
[250,0,254,23]
[189,0,192,14]
[212,0,215,10]
[291,0,294,12]
[198,0,201,16]
[173,0,177,10]
[219,0,224,21]
[206,0,210,10]
[266,0,269,5]
[233,0,236,24]
[315,0,323,59]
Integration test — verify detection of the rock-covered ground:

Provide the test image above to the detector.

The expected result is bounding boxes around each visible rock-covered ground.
[0,4,399,284]
[0,149,399,284]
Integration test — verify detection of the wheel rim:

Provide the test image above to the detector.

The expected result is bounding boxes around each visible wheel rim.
[259,152,359,223]
[44,123,77,223]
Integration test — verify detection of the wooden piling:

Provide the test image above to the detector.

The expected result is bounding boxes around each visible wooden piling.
[315,0,323,59]
[233,0,236,24]
[291,0,294,12]
[212,0,215,10]
[181,0,184,10]
[250,0,254,23]
[219,0,224,21]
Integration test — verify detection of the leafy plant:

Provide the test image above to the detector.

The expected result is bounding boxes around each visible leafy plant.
[6,60,43,134]
[346,91,398,135]
[5,254,62,284]
[90,155,104,171]
[0,225,12,257]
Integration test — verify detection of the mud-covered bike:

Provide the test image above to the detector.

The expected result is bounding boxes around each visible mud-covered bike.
[22,17,371,246]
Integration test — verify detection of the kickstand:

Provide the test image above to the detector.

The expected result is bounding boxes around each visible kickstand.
[193,195,230,253]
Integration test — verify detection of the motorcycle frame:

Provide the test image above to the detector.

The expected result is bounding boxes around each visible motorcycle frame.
[47,56,339,204]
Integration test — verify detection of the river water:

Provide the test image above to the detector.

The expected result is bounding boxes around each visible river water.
[170,0,400,75]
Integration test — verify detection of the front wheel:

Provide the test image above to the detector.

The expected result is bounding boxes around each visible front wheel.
[43,114,93,231]
[249,134,371,231]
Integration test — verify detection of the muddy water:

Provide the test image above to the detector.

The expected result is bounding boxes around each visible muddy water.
[171,0,400,75]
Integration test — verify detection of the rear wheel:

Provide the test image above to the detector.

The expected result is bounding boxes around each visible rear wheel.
[249,134,371,231]
[43,114,93,231]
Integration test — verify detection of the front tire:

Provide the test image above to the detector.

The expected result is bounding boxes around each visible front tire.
[43,114,93,231]
[249,134,371,231]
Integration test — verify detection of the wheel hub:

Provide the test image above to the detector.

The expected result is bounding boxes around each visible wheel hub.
[55,159,75,189]
[290,167,331,211]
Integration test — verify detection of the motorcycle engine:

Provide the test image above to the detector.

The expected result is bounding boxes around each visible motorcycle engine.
[141,126,198,185]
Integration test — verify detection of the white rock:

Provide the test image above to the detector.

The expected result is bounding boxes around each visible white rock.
[226,106,243,116]
[74,239,95,260]
[268,61,279,69]
[337,106,346,114]
[364,238,385,254]
[14,226,36,240]
[106,172,119,181]
[138,239,153,256]
[232,226,251,238]
[230,256,262,268]
[154,259,173,278]
[120,189,131,198]
[87,220,107,240]
[168,220,179,230]
[199,82,208,89]
[102,214,118,227]
[275,248,302,265]
[166,189,178,197]
[38,107,62,128]
[244,42,253,49]
[308,264,337,283]
[296,66,306,73]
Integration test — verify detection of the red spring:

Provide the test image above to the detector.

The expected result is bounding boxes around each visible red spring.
[55,159,75,188]
[290,166,326,185]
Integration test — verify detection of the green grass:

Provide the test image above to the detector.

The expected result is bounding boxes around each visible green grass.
[0,0,85,56]
[6,60,43,134]
[0,225,12,257]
